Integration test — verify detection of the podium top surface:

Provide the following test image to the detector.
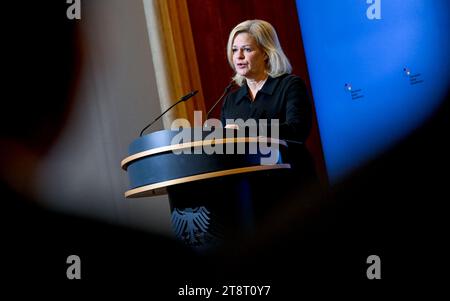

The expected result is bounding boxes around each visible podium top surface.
[121,128,291,170]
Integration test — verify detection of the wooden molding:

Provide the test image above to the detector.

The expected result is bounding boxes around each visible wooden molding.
[125,163,291,198]
[121,137,288,169]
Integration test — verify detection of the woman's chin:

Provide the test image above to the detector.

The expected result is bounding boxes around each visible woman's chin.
[236,71,249,77]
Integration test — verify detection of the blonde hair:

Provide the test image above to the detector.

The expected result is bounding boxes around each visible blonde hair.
[227,20,292,86]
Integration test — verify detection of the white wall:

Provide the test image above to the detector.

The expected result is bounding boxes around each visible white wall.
[35,0,172,236]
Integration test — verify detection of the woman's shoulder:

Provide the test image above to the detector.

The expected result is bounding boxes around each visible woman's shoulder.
[277,73,304,83]
[274,73,307,90]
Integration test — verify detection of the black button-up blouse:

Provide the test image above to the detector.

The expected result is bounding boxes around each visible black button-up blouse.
[220,74,312,142]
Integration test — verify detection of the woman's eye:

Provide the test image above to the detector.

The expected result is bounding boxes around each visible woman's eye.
[232,49,237,53]
[244,48,252,52]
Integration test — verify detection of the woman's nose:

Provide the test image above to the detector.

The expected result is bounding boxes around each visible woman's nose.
[236,49,244,59]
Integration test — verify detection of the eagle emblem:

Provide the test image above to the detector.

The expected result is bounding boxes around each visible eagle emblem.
[171,206,220,248]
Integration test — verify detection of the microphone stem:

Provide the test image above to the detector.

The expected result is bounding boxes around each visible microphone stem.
[139,99,183,137]
[139,90,198,137]
[206,81,234,120]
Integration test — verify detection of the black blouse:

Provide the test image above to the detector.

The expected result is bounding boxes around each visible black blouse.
[220,74,312,142]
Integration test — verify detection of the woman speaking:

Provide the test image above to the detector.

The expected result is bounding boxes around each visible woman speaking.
[221,19,312,142]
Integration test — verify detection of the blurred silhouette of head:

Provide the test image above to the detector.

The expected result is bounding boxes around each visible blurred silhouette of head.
[1,2,80,151]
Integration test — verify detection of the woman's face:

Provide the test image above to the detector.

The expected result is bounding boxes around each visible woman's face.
[232,32,267,80]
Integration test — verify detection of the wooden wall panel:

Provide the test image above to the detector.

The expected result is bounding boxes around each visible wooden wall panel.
[143,0,205,128]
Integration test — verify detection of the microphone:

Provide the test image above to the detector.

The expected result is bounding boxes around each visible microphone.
[205,80,235,121]
[139,90,198,137]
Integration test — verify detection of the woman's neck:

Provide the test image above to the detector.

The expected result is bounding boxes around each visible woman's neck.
[246,74,268,91]
[246,74,268,101]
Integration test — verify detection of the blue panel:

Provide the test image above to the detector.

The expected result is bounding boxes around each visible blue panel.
[296,0,450,182]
